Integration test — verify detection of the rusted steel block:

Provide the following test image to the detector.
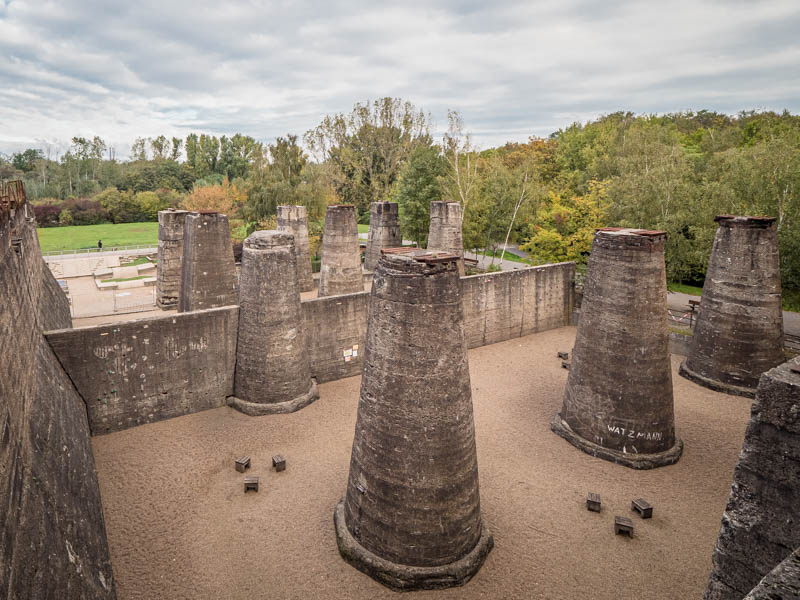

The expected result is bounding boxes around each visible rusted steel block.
[614,516,634,536]
[235,456,250,473]
[631,498,653,519]
[587,492,601,512]
[244,476,259,493]
[272,454,286,472]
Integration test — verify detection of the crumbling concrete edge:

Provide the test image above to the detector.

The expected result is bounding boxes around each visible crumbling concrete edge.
[743,546,800,599]
[334,500,493,592]
[678,361,757,399]
[228,380,319,415]
[550,415,684,470]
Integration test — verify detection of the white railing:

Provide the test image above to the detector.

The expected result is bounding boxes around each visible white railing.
[43,244,157,257]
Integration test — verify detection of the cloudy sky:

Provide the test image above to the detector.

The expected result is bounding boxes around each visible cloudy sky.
[1,0,798,158]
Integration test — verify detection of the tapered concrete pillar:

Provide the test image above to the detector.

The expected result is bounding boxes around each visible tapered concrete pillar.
[680,216,784,398]
[334,248,493,591]
[277,205,314,292]
[156,208,188,309]
[178,212,238,312]
[427,201,464,273]
[703,357,800,600]
[319,204,362,297]
[229,231,318,415]
[551,228,683,469]
[364,202,401,271]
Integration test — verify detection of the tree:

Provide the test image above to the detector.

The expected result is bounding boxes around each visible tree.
[182,178,245,216]
[11,149,43,173]
[150,135,169,159]
[305,97,432,213]
[441,110,479,210]
[130,137,148,161]
[392,145,446,248]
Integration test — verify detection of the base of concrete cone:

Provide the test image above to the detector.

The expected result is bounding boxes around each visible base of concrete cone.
[228,380,319,415]
[333,500,493,592]
[550,415,683,470]
[678,361,757,398]
[156,299,177,310]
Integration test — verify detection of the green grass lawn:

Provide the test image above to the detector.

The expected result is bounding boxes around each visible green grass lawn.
[667,282,704,296]
[481,248,530,264]
[358,224,369,233]
[37,222,159,253]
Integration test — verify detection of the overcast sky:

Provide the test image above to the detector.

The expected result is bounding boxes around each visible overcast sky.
[1,0,798,158]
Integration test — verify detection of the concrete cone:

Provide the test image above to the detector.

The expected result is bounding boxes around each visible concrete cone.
[334,248,493,590]
[680,215,784,397]
[551,228,683,469]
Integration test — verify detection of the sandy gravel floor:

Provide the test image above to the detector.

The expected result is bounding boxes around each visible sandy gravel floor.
[92,326,753,600]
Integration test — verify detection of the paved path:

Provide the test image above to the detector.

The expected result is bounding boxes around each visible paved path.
[464,250,528,272]
[667,290,800,337]
[43,247,156,262]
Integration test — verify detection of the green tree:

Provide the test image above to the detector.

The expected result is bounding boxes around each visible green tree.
[392,145,446,248]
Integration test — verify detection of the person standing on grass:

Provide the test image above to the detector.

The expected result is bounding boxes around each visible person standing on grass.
[98,239,103,250]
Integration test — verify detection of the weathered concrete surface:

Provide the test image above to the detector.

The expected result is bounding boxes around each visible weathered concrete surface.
[231,231,318,415]
[156,208,188,308]
[46,307,238,435]
[302,291,370,383]
[277,205,314,292]
[336,251,492,591]
[743,547,800,600]
[364,202,401,271]
[704,358,800,600]
[681,216,785,398]
[427,201,464,273]
[319,204,363,297]
[302,262,575,384]
[178,212,238,312]
[552,229,683,469]
[461,262,574,348]
[1,183,116,598]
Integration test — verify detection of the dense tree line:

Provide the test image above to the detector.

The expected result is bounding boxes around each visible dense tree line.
[2,101,798,289]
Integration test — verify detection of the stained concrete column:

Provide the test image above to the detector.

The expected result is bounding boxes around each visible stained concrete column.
[156,208,188,309]
[703,357,800,600]
[319,204,362,297]
[277,205,314,292]
[364,202,401,271]
[230,231,318,415]
[551,228,683,469]
[680,215,784,397]
[334,249,493,591]
[427,201,464,273]
[178,212,238,312]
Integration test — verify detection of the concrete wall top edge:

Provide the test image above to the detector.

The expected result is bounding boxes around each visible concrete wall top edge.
[44,305,240,336]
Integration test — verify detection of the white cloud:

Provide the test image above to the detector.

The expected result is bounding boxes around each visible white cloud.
[0,0,798,157]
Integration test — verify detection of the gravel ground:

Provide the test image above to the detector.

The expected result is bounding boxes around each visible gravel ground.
[92,326,752,600]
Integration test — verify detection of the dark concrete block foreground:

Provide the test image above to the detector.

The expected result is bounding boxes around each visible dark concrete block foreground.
[704,358,800,600]
[1,183,116,598]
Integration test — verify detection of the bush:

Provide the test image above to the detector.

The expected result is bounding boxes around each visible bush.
[58,208,74,226]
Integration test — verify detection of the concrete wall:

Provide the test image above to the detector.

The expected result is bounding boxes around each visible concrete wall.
[301,262,575,383]
[46,262,575,434]
[46,307,238,435]
[302,291,370,383]
[1,186,116,598]
[461,262,574,349]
